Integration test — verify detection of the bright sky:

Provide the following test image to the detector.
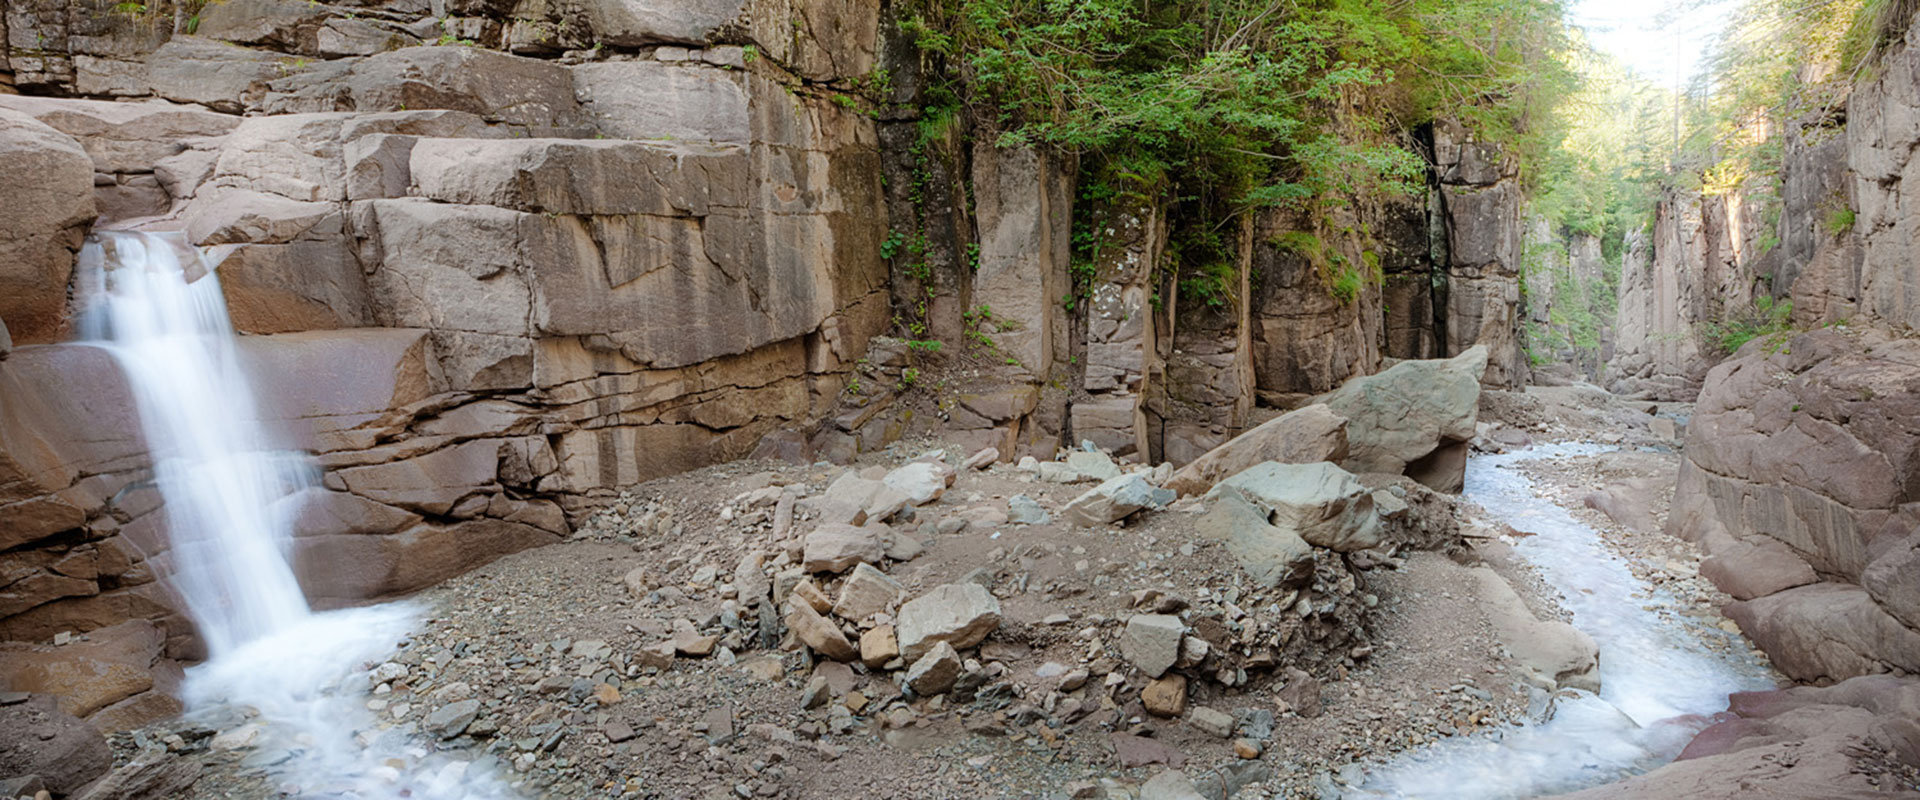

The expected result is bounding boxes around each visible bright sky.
[1570,0,1740,89]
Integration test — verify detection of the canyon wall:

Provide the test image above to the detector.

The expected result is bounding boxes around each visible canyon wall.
[0,0,1531,716]
[1668,8,1920,683]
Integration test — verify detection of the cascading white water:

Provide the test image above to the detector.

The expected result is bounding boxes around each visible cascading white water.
[1355,443,1778,798]
[81,231,507,799]
[80,231,315,657]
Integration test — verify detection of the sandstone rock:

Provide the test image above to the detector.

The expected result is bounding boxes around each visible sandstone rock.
[0,107,97,344]
[0,620,167,721]
[0,693,111,795]
[1208,462,1382,552]
[859,625,898,669]
[1166,404,1350,496]
[1726,582,1920,683]
[832,563,903,622]
[1314,346,1486,491]
[964,447,1000,470]
[905,641,962,695]
[896,583,1002,661]
[1472,567,1600,692]
[1142,674,1188,717]
[1140,770,1207,800]
[1122,614,1185,679]
[1699,537,1819,601]
[882,462,953,506]
[802,524,886,574]
[784,601,857,662]
[1062,474,1173,526]
[1188,706,1235,739]
[671,619,718,657]
[1582,479,1664,533]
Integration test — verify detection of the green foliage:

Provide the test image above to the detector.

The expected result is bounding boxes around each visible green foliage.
[900,367,921,388]
[1824,206,1857,235]
[903,0,1572,316]
[1702,295,1794,355]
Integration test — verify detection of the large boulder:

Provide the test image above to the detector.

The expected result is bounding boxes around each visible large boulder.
[1165,404,1349,496]
[0,108,97,344]
[1471,567,1600,693]
[1206,461,1382,553]
[1313,346,1486,492]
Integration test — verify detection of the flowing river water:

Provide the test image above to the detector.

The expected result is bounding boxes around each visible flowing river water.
[80,231,506,799]
[1358,443,1778,798]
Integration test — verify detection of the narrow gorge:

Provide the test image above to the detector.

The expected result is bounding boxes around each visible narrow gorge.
[0,0,1916,798]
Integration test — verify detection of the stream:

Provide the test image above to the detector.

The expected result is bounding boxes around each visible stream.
[1357,443,1778,798]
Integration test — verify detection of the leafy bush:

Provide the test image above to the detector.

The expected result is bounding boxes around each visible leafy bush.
[1703,295,1794,355]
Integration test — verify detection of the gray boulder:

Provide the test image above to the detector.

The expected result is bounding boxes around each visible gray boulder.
[1315,346,1487,492]
[1207,461,1382,553]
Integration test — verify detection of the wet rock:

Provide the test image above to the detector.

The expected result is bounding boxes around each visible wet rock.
[896,583,1002,661]
[1062,474,1174,526]
[71,744,200,800]
[1209,461,1382,552]
[426,699,480,739]
[905,641,962,695]
[1473,567,1600,692]
[1122,614,1185,678]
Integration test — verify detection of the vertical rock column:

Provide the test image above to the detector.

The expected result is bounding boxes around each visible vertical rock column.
[1435,120,1527,387]
[1072,193,1165,458]
[1155,217,1256,465]
[963,143,1076,459]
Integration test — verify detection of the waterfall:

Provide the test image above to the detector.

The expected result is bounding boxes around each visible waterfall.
[80,231,314,657]
[79,231,507,800]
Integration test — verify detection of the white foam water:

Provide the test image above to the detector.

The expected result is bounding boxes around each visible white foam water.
[81,231,509,799]
[1354,443,1778,798]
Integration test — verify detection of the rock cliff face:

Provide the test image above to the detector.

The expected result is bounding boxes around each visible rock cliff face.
[1674,330,1920,682]
[1666,9,1920,683]
[0,0,1533,691]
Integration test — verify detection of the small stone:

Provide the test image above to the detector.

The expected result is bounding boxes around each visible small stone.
[672,619,719,656]
[1007,495,1048,525]
[896,583,1003,661]
[802,523,887,573]
[1142,674,1188,717]
[833,563,904,622]
[1232,738,1262,759]
[905,641,963,695]
[792,580,833,614]
[426,700,480,739]
[964,447,999,470]
[1140,770,1206,800]
[603,720,636,744]
[859,625,899,669]
[1188,706,1234,739]
[785,601,858,662]
[591,683,621,706]
[1122,614,1185,678]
